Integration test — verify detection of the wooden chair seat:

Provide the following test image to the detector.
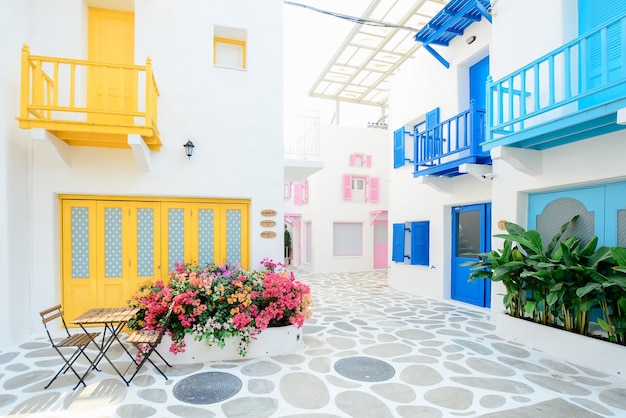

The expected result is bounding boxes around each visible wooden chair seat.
[40,304,101,390]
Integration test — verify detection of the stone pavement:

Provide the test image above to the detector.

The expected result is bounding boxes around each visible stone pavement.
[1,270,626,417]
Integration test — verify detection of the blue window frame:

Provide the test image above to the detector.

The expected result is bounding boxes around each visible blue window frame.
[392,221,430,266]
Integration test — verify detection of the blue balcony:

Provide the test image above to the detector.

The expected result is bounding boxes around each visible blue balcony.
[483,14,626,151]
[413,101,490,177]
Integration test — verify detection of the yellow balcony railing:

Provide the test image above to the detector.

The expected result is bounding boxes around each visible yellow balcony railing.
[18,44,161,150]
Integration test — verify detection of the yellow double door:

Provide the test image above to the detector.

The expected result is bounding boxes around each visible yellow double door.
[61,197,249,321]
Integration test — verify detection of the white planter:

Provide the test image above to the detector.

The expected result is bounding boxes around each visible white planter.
[158,325,303,364]
[496,313,626,380]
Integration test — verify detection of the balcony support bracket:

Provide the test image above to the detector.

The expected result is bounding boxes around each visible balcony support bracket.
[617,107,626,124]
[128,134,152,172]
[417,175,453,193]
[491,146,542,176]
[32,128,71,167]
[459,163,493,180]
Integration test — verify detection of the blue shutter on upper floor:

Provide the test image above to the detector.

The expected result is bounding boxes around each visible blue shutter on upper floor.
[393,128,405,168]
[410,221,430,266]
[425,108,440,130]
[392,223,405,262]
[579,0,626,100]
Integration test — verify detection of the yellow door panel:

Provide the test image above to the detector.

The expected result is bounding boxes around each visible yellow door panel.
[191,203,220,267]
[161,203,193,279]
[127,202,161,293]
[88,8,135,125]
[220,203,250,269]
[96,201,131,308]
[61,200,98,322]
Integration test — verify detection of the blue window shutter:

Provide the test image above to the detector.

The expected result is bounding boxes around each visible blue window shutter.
[425,108,440,130]
[392,223,405,262]
[393,128,405,168]
[411,221,430,266]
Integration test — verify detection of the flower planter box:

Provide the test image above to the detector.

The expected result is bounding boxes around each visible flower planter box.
[496,313,626,379]
[158,324,303,364]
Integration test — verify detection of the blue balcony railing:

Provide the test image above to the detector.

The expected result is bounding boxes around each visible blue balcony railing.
[414,100,489,177]
[484,14,626,150]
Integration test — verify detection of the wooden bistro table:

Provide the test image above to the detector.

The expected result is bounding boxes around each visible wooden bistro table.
[71,307,139,384]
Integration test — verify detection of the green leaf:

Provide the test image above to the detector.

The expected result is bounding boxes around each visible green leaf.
[524,300,538,315]
[546,214,579,257]
[586,245,611,268]
[504,221,527,237]
[578,299,597,312]
[546,292,560,306]
[575,282,602,297]
[597,318,611,333]
[579,236,599,257]
[611,247,626,266]
[521,230,544,256]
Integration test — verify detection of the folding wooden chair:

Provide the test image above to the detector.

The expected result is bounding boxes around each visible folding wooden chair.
[123,303,174,385]
[39,304,101,390]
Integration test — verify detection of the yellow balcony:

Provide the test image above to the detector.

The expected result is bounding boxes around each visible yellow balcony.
[18,45,161,151]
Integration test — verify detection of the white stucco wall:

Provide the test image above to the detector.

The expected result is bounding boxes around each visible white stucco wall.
[2,0,284,348]
[1,0,36,349]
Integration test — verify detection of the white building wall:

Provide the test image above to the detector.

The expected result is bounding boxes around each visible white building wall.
[2,0,284,349]
[388,16,493,301]
[287,124,388,273]
[0,0,35,348]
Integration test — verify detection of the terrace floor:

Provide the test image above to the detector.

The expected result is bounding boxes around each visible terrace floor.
[1,270,626,417]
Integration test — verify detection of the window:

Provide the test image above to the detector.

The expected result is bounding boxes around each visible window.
[333,223,363,256]
[214,26,247,69]
[342,174,380,202]
[294,180,309,205]
[349,153,372,167]
[392,221,429,266]
[351,176,365,201]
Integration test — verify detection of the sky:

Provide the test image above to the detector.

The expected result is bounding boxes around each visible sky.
[282,1,384,129]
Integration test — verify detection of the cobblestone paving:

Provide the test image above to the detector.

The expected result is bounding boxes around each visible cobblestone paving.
[1,270,626,417]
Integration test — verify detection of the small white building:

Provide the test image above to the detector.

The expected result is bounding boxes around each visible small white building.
[285,121,389,273]
[0,0,285,349]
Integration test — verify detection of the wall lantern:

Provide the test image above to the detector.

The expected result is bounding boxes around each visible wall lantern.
[183,140,195,159]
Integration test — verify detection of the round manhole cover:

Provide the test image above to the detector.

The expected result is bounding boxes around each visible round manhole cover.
[173,371,242,404]
[334,356,395,382]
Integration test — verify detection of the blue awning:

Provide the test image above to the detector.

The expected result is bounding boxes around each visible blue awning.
[414,0,492,68]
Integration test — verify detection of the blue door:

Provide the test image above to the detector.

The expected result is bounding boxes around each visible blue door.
[451,203,491,307]
[470,56,489,110]
[470,56,489,149]
[528,181,626,249]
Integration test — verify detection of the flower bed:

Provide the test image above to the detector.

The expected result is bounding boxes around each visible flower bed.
[126,258,312,358]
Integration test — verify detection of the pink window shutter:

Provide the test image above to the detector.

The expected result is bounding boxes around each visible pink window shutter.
[294,182,302,205]
[342,174,352,200]
[368,176,380,203]
[302,180,309,203]
[349,153,356,166]
[284,182,292,200]
[365,155,372,167]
